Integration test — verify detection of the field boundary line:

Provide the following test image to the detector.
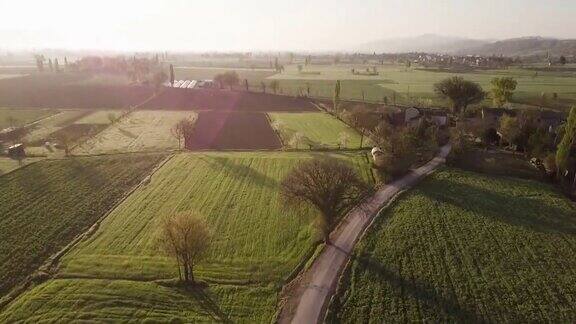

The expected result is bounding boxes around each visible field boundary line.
[20,109,65,129]
[265,113,286,149]
[0,153,175,311]
[276,144,450,324]
[0,158,45,178]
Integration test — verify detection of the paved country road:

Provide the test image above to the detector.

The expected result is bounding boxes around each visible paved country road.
[281,145,451,324]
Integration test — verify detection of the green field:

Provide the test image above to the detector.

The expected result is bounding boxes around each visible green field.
[0,154,165,296]
[268,112,365,149]
[0,108,58,129]
[267,64,576,111]
[328,168,576,323]
[174,66,275,85]
[1,151,372,322]
[74,110,196,155]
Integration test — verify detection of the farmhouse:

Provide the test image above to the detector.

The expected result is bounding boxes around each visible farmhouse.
[371,147,384,163]
[387,107,448,127]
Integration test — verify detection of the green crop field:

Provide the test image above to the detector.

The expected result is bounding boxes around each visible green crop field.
[267,64,576,111]
[0,108,58,129]
[268,112,365,149]
[0,153,165,296]
[327,168,576,323]
[0,151,372,323]
[74,110,196,155]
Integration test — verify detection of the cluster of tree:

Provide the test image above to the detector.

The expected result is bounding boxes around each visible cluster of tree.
[459,110,556,158]
[248,80,283,94]
[35,55,68,73]
[213,71,240,89]
[171,118,195,149]
[451,105,576,195]
[434,76,486,114]
[369,119,441,180]
[434,76,522,113]
[35,54,168,88]
[351,67,378,75]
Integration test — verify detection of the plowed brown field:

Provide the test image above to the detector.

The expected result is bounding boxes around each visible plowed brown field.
[186,111,282,150]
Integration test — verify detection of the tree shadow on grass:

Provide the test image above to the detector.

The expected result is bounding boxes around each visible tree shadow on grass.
[175,284,232,323]
[420,177,576,234]
[67,156,107,188]
[198,155,278,190]
[355,253,481,323]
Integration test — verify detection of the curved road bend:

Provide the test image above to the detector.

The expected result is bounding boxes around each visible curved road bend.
[285,145,451,324]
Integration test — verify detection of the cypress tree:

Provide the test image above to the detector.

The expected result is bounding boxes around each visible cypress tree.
[333,80,341,113]
[556,106,576,183]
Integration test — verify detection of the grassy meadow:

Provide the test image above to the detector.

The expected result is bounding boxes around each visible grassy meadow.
[0,153,165,296]
[268,112,365,149]
[267,64,576,110]
[74,110,196,155]
[327,168,576,323]
[174,66,276,85]
[1,151,372,322]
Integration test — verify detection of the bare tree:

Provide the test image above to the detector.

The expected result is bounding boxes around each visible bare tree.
[107,112,118,124]
[171,119,195,150]
[160,212,211,284]
[214,71,240,89]
[270,80,280,94]
[51,131,73,156]
[342,106,376,148]
[289,132,304,149]
[280,158,371,243]
[338,131,350,148]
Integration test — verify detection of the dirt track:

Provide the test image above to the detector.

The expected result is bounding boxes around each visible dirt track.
[186,111,282,150]
[279,145,451,324]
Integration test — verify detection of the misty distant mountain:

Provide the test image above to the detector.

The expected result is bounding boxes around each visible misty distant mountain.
[356,34,576,57]
[457,36,576,57]
[357,34,490,54]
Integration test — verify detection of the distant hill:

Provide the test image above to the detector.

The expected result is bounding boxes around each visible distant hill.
[457,37,576,57]
[357,34,490,54]
[356,34,576,57]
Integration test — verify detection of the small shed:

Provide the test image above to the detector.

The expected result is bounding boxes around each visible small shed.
[8,143,25,158]
[371,147,384,162]
[405,107,421,123]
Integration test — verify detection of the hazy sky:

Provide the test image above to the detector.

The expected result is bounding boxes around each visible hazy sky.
[0,0,574,51]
